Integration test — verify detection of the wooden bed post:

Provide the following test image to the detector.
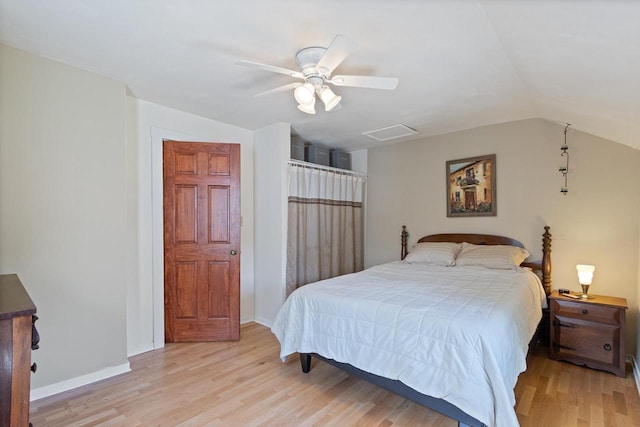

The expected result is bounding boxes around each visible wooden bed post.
[401,225,408,260]
[541,226,552,295]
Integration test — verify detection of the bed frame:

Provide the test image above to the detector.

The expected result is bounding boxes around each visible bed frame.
[300,226,552,427]
[403,225,552,296]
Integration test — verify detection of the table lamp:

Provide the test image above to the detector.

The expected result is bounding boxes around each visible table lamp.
[576,264,595,299]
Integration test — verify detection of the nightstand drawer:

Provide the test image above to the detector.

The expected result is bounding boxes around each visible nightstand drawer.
[551,299,620,324]
[553,317,619,365]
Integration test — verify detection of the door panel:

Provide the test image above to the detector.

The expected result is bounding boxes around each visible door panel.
[175,153,198,174]
[207,261,230,318]
[209,186,230,243]
[164,140,240,342]
[175,185,198,244]
[175,262,198,319]
[208,154,230,175]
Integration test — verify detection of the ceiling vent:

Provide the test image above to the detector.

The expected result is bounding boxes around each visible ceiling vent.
[362,124,418,142]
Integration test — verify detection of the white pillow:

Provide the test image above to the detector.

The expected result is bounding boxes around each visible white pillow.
[455,242,530,270]
[403,242,461,266]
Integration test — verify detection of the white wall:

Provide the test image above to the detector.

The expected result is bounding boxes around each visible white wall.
[366,118,640,351]
[350,149,369,262]
[0,45,129,391]
[125,97,254,356]
[350,149,368,174]
[637,216,640,386]
[0,44,258,396]
[253,122,290,326]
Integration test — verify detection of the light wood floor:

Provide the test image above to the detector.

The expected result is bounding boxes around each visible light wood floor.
[30,322,640,426]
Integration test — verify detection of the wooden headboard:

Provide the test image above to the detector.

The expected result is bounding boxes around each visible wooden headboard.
[401,225,552,295]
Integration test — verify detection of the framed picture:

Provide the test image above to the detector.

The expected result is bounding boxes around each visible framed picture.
[446,154,496,217]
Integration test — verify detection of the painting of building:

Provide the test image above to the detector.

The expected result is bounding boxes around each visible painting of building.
[447,154,495,216]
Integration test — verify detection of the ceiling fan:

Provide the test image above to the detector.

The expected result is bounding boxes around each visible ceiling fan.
[238,35,399,114]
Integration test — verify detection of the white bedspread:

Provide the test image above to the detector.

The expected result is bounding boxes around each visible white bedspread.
[271,262,547,427]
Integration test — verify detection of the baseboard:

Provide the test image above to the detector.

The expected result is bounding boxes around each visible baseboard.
[253,316,273,328]
[30,362,131,402]
[633,356,640,397]
[127,343,155,358]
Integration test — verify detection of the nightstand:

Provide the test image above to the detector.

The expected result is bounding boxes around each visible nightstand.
[549,290,627,377]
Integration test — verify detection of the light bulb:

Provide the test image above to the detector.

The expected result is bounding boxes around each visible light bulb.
[318,86,341,112]
[294,83,315,105]
[576,264,595,285]
[297,102,315,115]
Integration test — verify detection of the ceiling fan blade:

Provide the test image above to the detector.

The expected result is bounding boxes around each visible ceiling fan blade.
[254,82,301,97]
[328,75,399,90]
[315,34,357,75]
[237,60,304,79]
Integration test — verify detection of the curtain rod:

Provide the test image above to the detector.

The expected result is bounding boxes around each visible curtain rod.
[288,160,367,178]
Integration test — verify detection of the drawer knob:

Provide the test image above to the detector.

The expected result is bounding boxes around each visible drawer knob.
[604,343,612,351]
[31,362,37,373]
[581,309,588,314]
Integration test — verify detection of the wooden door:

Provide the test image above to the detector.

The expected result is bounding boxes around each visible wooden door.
[163,140,240,342]
[464,190,476,210]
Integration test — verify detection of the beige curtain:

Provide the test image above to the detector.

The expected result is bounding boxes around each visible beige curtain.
[286,163,365,297]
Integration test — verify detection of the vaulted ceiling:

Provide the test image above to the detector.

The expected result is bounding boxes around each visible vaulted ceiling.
[1,1,639,152]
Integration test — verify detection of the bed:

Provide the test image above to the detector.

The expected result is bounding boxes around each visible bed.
[271,226,552,427]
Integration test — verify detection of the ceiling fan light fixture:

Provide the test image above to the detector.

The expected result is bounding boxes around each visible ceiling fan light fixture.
[239,35,398,114]
[294,82,315,105]
[297,101,316,115]
[318,86,341,112]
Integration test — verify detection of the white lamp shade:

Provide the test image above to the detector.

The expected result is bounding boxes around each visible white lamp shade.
[297,102,315,115]
[576,264,595,285]
[294,83,315,105]
[318,86,342,111]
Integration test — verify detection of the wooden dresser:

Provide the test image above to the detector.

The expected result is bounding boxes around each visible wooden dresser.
[0,274,38,427]
[549,290,627,377]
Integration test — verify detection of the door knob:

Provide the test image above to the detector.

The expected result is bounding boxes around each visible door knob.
[230,250,237,256]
